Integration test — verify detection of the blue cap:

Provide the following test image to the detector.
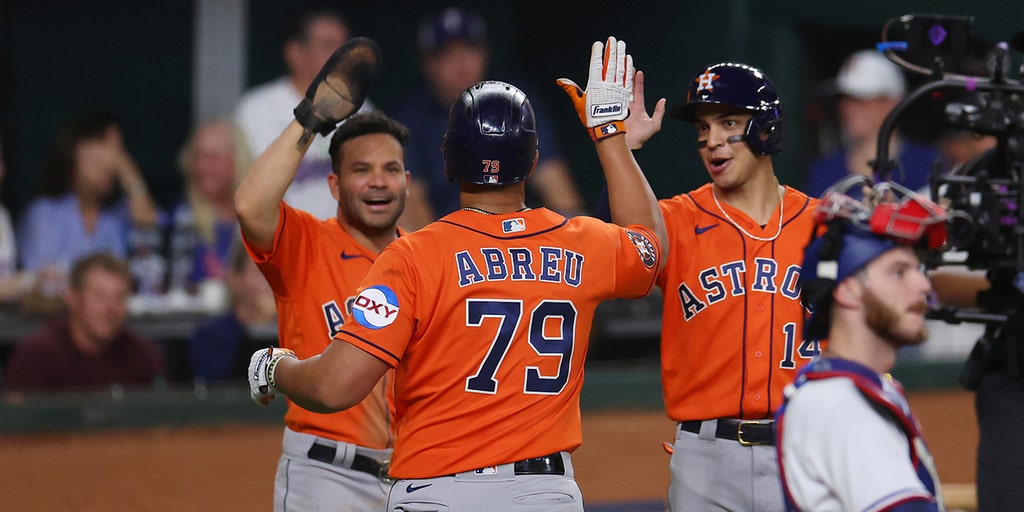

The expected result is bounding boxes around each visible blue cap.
[418,7,487,54]
[800,223,898,340]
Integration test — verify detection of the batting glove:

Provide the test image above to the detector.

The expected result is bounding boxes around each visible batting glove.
[248,347,297,406]
[556,36,634,141]
[293,37,381,145]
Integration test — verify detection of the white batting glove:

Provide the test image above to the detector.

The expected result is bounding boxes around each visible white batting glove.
[248,347,297,406]
[556,36,635,140]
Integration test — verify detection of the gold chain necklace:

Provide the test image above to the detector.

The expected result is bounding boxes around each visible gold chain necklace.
[711,184,785,242]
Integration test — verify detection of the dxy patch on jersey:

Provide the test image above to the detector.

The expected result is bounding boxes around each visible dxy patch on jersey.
[352,285,400,329]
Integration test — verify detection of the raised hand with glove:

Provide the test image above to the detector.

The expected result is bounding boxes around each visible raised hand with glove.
[556,36,634,141]
[293,37,381,145]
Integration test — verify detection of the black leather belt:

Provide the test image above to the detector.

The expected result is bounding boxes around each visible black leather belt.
[679,419,775,446]
[512,453,565,475]
[308,442,390,481]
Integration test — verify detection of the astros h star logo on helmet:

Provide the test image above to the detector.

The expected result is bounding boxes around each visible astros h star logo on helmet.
[695,70,719,93]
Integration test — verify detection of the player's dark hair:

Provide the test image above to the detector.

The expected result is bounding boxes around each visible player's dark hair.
[327,111,411,175]
[285,7,349,45]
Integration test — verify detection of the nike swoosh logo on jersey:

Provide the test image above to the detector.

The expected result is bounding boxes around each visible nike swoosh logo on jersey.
[339,251,364,261]
[695,224,719,235]
[406,483,432,493]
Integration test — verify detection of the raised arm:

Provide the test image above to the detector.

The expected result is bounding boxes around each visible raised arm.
[557,37,668,269]
[234,122,311,251]
[235,37,381,251]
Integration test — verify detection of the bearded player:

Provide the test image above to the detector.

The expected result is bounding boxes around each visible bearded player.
[249,37,667,511]
[234,39,402,511]
[623,62,820,510]
[777,177,947,511]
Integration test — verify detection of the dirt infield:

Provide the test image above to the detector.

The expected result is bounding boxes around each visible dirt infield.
[0,389,976,511]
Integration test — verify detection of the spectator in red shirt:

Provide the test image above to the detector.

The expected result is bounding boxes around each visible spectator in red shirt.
[3,252,165,393]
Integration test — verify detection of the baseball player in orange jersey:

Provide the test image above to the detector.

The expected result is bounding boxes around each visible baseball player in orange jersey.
[235,39,400,510]
[250,37,667,511]
[625,62,820,511]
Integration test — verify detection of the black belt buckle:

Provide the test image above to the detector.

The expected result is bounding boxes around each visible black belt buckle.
[376,458,393,484]
[513,453,565,475]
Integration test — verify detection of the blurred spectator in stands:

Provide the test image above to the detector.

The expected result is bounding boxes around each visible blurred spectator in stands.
[0,139,30,304]
[188,242,276,384]
[235,7,374,220]
[165,119,252,298]
[389,6,584,231]
[16,113,160,304]
[805,49,941,197]
[2,253,165,393]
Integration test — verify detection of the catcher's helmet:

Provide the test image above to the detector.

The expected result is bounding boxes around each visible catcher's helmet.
[799,176,948,339]
[670,62,783,155]
[442,80,538,185]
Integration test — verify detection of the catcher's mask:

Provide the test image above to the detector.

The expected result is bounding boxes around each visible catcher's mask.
[800,175,949,339]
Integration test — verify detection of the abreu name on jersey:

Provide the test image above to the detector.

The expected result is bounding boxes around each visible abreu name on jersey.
[677,258,801,321]
[455,246,583,288]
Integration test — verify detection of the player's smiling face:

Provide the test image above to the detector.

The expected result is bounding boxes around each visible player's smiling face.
[693,104,760,190]
[330,132,410,235]
[857,247,932,346]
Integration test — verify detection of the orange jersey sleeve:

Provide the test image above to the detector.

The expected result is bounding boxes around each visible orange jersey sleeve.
[657,185,820,422]
[335,208,661,479]
[243,202,396,449]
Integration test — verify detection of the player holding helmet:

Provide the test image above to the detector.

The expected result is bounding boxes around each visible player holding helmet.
[623,62,819,510]
[250,37,667,511]
[234,38,400,511]
[777,176,947,511]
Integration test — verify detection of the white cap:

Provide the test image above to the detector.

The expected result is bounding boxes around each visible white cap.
[835,49,906,99]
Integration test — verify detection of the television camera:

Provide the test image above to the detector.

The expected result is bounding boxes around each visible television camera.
[874,14,1024,385]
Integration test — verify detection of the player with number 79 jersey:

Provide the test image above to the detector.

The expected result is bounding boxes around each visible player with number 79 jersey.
[341,204,661,478]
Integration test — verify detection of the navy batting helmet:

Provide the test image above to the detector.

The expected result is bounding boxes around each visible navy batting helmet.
[670,62,783,155]
[800,176,949,339]
[442,81,538,185]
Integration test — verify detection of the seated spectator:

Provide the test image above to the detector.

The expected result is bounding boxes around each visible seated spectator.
[188,243,276,384]
[805,49,941,197]
[0,139,30,304]
[166,120,252,294]
[16,113,160,297]
[235,7,374,220]
[2,253,166,393]
[389,6,584,230]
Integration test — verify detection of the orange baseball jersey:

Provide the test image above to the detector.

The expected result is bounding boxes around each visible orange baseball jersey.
[657,184,820,422]
[243,202,397,449]
[335,208,661,479]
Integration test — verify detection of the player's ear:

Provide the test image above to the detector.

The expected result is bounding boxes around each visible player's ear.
[832,278,861,310]
[328,172,341,202]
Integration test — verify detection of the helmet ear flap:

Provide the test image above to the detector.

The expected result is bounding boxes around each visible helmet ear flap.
[801,220,844,339]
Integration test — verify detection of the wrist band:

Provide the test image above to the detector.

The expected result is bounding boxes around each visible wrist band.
[589,121,626,141]
[266,349,297,392]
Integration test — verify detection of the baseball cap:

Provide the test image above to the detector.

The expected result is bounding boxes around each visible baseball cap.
[834,49,906,99]
[801,224,898,340]
[417,7,487,54]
